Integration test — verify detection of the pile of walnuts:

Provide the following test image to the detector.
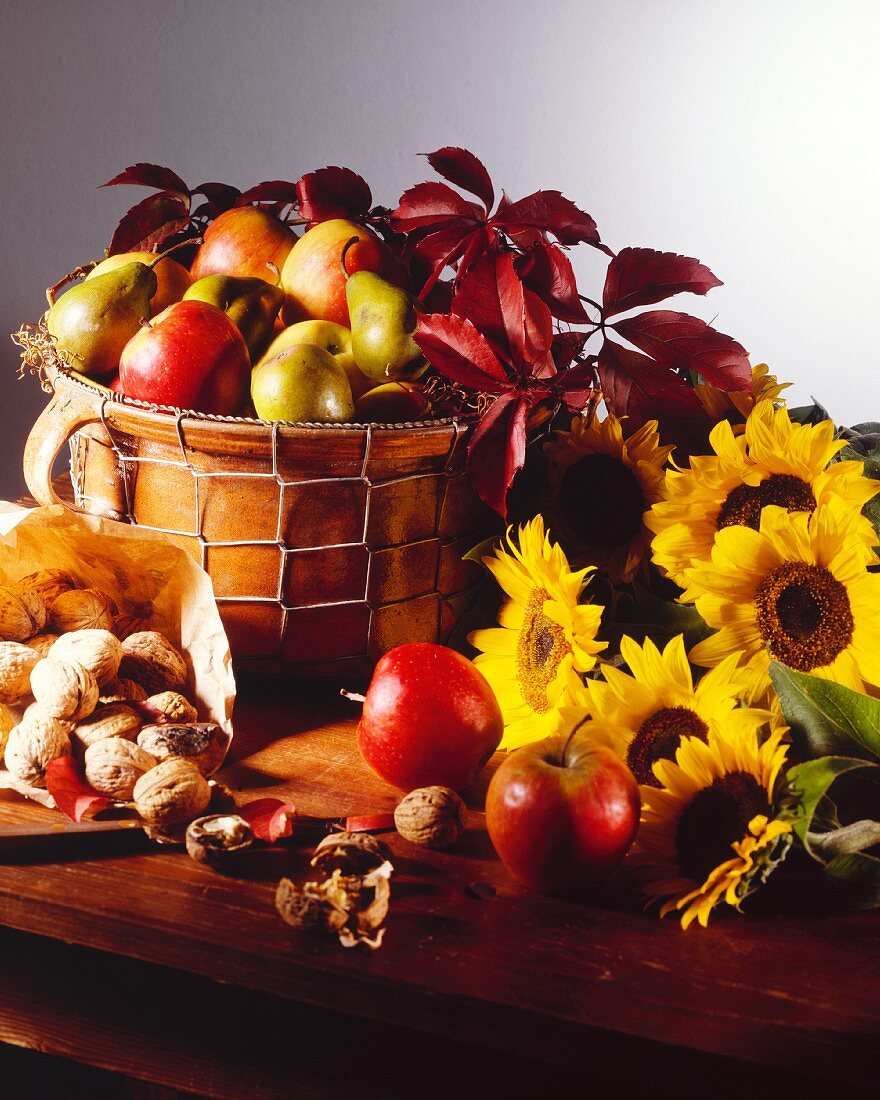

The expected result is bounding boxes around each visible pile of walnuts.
[0,569,227,837]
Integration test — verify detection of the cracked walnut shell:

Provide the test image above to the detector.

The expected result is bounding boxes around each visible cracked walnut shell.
[137,722,228,777]
[49,629,122,687]
[48,588,117,633]
[120,632,187,693]
[0,641,41,704]
[0,585,47,642]
[4,706,72,787]
[133,757,211,827]
[72,703,142,753]
[84,737,157,800]
[30,658,99,722]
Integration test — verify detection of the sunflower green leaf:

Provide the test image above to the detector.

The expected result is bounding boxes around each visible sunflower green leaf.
[769,662,880,760]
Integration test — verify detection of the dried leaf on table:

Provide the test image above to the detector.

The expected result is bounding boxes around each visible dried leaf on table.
[239,798,297,842]
[45,756,111,821]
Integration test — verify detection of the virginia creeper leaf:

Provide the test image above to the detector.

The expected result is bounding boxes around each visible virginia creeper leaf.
[415,312,512,391]
[240,798,297,842]
[45,756,111,822]
[193,182,241,218]
[467,392,530,518]
[492,190,606,249]
[603,248,723,317]
[101,162,189,196]
[107,191,191,255]
[296,166,372,223]
[392,181,484,231]
[236,180,299,208]
[515,240,590,323]
[611,310,751,391]
[423,147,494,211]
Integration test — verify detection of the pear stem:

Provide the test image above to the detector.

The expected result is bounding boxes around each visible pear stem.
[339,689,366,705]
[265,261,280,287]
[339,236,361,282]
[148,237,203,270]
[46,263,97,307]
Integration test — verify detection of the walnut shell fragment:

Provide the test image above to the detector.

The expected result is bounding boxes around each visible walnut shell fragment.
[137,722,229,777]
[311,831,392,875]
[185,814,254,868]
[394,786,468,849]
[275,861,393,950]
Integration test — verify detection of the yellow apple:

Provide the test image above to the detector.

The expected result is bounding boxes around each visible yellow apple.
[258,320,372,399]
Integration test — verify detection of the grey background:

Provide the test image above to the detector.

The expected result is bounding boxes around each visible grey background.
[2,0,878,503]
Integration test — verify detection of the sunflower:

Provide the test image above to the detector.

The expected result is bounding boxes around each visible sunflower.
[572,634,772,786]
[543,413,673,583]
[646,400,879,589]
[694,362,790,427]
[686,502,880,704]
[469,516,606,750]
[635,725,792,928]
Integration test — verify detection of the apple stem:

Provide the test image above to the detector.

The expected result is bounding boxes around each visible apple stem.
[339,689,366,705]
[560,715,589,768]
[265,261,280,287]
[339,236,360,281]
[148,238,203,270]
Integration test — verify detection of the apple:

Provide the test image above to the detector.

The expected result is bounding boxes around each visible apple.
[356,643,503,791]
[119,300,250,415]
[280,218,403,328]
[189,207,295,282]
[486,733,640,897]
[258,319,372,400]
[354,382,429,422]
[86,251,192,315]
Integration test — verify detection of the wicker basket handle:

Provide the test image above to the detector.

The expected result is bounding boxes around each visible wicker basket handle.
[23,383,107,512]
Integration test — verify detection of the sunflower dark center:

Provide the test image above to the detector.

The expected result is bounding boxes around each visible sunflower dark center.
[627,707,710,787]
[559,453,646,549]
[754,561,854,671]
[675,772,770,883]
[516,588,570,714]
[717,474,816,531]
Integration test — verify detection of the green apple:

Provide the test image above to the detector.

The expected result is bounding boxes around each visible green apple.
[251,344,354,424]
[258,320,372,400]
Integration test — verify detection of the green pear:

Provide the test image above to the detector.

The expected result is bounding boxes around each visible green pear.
[46,262,157,377]
[251,344,354,423]
[345,271,427,384]
[184,275,284,361]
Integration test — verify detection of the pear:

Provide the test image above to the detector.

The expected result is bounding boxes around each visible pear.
[46,262,157,378]
[345,271,427,384]
[251,344,354,424]
[184,275,284,362]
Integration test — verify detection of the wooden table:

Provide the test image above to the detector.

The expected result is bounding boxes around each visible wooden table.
[0,676,878,1099]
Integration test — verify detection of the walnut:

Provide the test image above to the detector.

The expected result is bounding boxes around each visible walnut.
[185,814,254,868]
[311,831,392,875]
[99,677,148,705]
[133,757,211,827]
[30,658,99,722]
[18,569,76,607]
[0,641,40,704]
[394,786,468,849]
[49,589,117,633]
[49,629,122,686]
[4,706,72,787]
[84,737,157,800]
[141,691,198,724]
[0,585,47,642]
[136,722,228,777]
[26,633,61,660]
[72,702,142,753]
[120,631,187,693]
[0,704,13,759]
[112,614,152,641]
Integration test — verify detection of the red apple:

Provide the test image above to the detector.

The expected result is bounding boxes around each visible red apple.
[119,300,250,415]
[486,733,640,897]
[280,218,404,327]
[189,207,295,282]
[356,643,503,791]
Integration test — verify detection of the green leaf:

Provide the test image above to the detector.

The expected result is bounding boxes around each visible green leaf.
[769,662,880,760]
[783,757,872,847]
[787,402,832,426]
[462,535,504,568]
[613,581,711,651]
[824,851,880,909]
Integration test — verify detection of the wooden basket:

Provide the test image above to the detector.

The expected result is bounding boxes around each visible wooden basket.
[22,360,497,679]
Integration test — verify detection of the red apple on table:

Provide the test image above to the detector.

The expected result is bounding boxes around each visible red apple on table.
[486,733,640,897]
[355,643,503,791]
[189,207,295,282]
[119,300,250,415]
[280,218,404,328]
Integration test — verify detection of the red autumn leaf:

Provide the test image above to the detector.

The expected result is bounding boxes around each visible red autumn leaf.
[603,248,723,317]
[410,223,481,274]
[107,191,191,255]
[611,310,751,391]
[423,147,494,212]
[235,180,298,209]
[392,181,484,231]
[415,312,512,392]
[240,798,297,843]
[467,393,531,518]
[296,166,372,223]
[551,331,589,371]
[45,756,111,822]
[515,241,590,323]
[344,813,396,833]
[492,190,607,250]
[193,182,241,218]
[598,339,711,449]
[101,162,189,196]
[555,356,598,409]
